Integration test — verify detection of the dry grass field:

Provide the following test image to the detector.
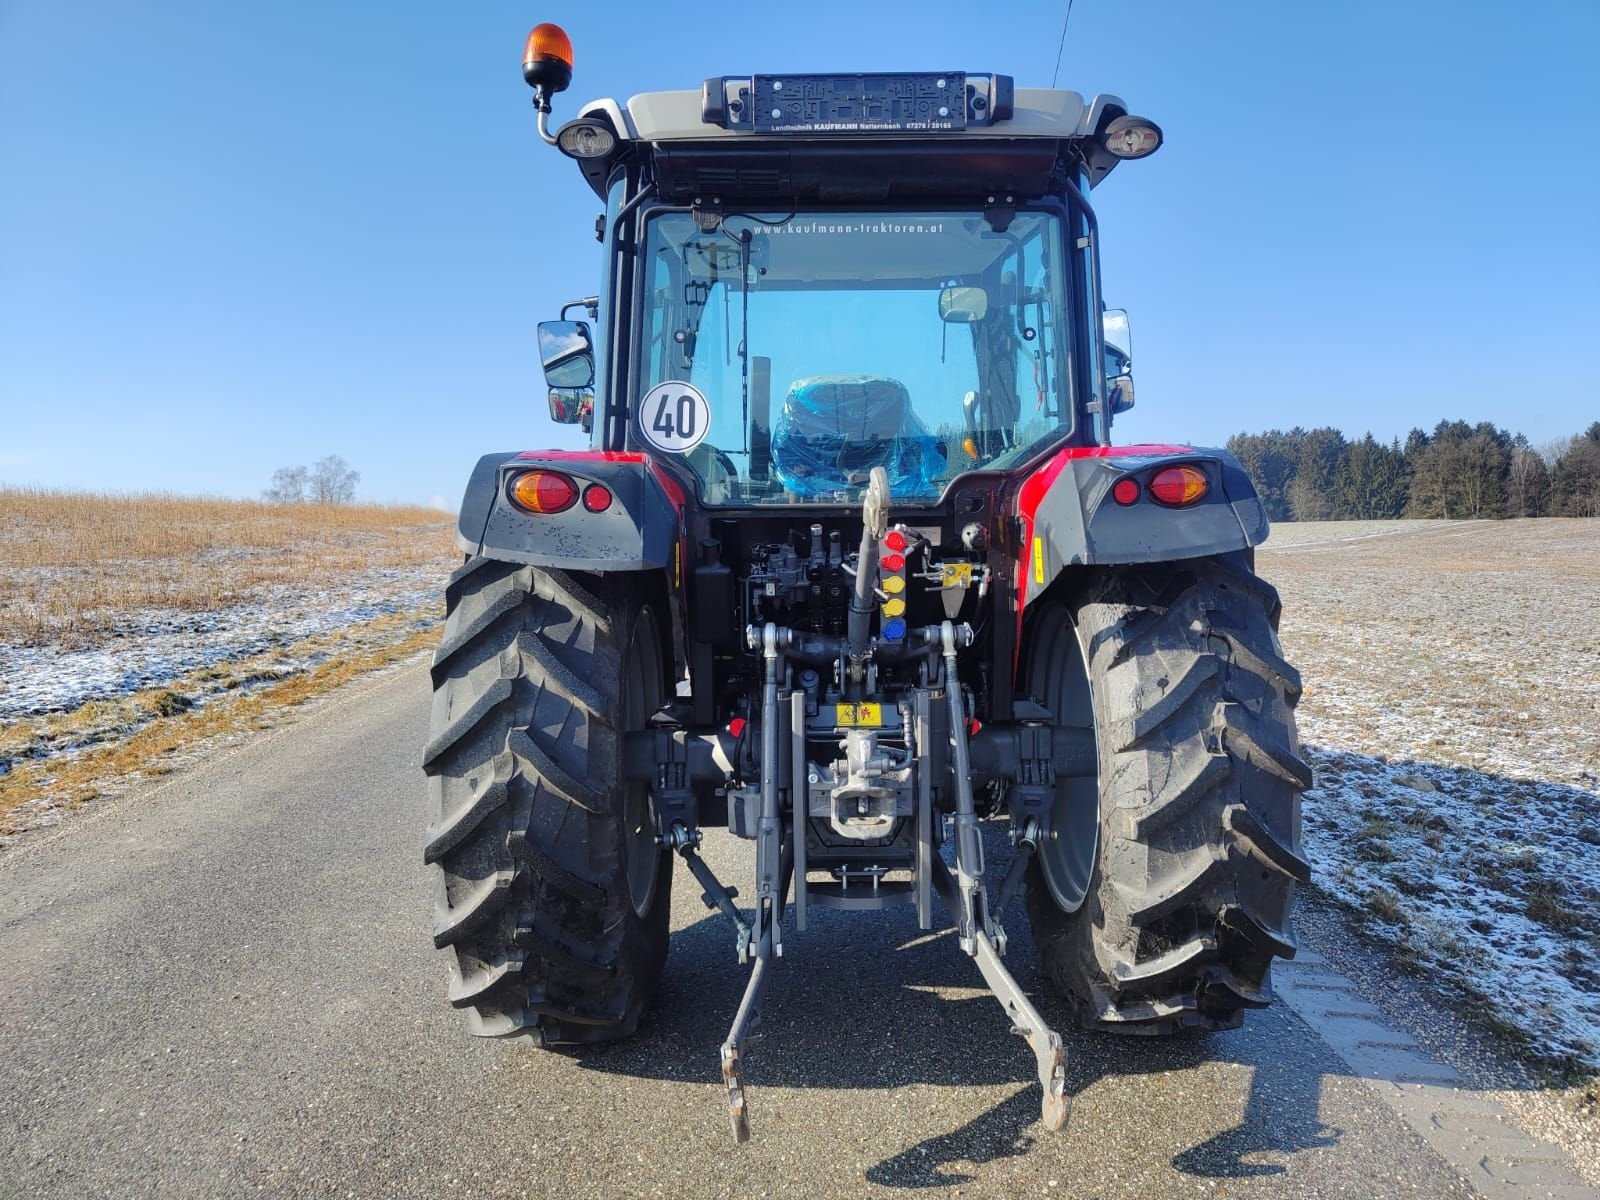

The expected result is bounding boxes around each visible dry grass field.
[0,486,454,647]
[0,488,458,842]
[1259,519,1600,1073]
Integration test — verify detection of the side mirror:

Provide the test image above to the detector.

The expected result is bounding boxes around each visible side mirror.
[548,387,593,428]
[1108,376,1135,414]
[538,320,595,390]
[1102,308,1131,363]
[1102,308,1134,413]
[938,285,989,323]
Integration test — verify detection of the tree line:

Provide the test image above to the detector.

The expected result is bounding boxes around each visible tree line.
[1226,421,1600,521]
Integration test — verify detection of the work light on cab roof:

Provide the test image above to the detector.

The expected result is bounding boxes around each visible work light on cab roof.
[1102,114,1162,158]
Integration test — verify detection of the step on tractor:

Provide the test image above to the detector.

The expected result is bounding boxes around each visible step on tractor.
[424,23,1310,1142]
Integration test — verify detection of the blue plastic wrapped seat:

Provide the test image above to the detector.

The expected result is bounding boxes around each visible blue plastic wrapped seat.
[771,375,946,498]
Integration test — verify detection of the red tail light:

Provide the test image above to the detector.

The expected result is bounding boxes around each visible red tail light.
[582,483,613,513]
[508,469,578,514]
[1148,465,1209,507]
[1111,477,1140,506]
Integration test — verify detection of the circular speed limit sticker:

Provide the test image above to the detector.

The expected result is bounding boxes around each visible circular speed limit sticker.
[636,382,710,454]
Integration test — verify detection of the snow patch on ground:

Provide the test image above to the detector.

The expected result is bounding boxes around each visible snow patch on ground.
[1300,744,1600,1066]
[0,565,441,719]
[1262,519,1600,1069]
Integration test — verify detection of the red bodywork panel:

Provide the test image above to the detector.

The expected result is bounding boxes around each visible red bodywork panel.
[1011,443,1197,662]
[1014,444,1195,589]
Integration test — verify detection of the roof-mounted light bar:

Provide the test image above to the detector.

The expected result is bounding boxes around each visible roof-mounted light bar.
[700,72,1014,133]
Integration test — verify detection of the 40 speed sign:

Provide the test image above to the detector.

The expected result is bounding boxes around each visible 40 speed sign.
[636,382,710,454]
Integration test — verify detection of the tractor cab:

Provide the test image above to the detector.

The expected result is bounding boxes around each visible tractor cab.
[526,44,1161,510]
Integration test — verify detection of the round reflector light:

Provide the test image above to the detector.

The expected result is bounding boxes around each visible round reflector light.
[582,483,613,512]
[1148,465,1209,507]
[1112,477,1140,506]
[1103,115,1163,160]
[881,553,905,572]
[883,530,907,552]
[509,469,578,514]
[557,119,617,159]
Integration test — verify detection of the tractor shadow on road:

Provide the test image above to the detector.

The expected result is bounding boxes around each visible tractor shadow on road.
[863,1017,1343,1189]
[566,836,1347,1188]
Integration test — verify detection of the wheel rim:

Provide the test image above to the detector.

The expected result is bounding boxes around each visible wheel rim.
[1030,610,1099,912]
[622,608,665,918]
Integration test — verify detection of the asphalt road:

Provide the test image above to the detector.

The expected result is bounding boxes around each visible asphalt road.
[0,663,1489,1199]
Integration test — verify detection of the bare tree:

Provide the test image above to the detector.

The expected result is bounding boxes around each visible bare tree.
[1506,445,1549,517]
[264,465,308,504]
[308,455,360,504]
[1286,473,1334,521]
[1539,436,1574,468]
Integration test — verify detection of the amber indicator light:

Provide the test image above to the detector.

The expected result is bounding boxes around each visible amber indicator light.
[508,469,578,514]
[1148,465,1209,507]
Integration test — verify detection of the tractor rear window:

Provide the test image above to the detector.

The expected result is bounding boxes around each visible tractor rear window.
[636,209,1072,505]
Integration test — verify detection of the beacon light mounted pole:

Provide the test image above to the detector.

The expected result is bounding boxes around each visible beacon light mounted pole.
[522,22,573,146]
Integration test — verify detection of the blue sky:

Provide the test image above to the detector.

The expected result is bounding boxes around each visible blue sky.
[1,0,1595,505]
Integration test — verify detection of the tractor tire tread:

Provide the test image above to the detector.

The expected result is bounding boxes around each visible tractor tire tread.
[423,556,670,1045]
[1026,555,1308,1034]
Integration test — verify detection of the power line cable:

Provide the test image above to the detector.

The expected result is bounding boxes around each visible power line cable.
[1050,0,1076,88]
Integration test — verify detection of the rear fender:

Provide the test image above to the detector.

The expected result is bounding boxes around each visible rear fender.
[1015,444,1268,607]
[456,450,686,573]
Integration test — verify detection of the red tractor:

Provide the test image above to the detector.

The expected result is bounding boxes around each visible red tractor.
[424,25,1308,1141]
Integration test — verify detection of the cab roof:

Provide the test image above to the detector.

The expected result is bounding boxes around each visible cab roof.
[565,83,1141,201]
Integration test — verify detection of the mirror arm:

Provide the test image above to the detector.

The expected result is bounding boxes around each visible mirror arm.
[561,297,600,321]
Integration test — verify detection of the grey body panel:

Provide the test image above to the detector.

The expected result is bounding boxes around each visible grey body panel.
[456,452,680,572]
[570,86,1136,198]
[1022,447,1268,605]
[599,87,1112,143]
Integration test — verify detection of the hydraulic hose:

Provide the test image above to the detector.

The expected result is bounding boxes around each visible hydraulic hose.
[845,467,891,683]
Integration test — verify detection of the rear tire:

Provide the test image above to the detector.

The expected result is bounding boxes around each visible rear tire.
[422,557,672,1044]
[1024,555,1311,1034]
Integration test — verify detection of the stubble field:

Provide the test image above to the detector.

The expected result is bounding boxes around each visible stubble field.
[1257,519,1600,1073]
[0,487,458,843]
